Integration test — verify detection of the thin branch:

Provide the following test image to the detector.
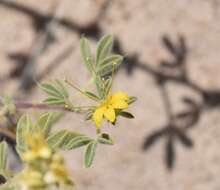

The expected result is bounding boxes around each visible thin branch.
[0,125,16,140]
[15,101,66,110]
[14,101,76,112]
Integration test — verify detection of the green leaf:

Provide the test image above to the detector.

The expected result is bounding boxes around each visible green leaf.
[84,141,97,168]
[103,77,112,97]
[46,129,85,150]
[0,184,16,190]
[128,96,137,104]
[97,55,123,76]
[43,97,65,105]
[39,82,63,98]
[0,141,8,173]
[84,91,100,101]
[96,34,113,66]
[98,133,114,145]
[40,80,70,105]
[95,76,105,98]
[64,135,93,150]
[118,111,134,119]
[54,80,69,98]
[37,112,64,137]
[80,37,94,74]
[1,95,16,115]
[84,109,94,121]
[39,80,68,99]
[16,114,33,154]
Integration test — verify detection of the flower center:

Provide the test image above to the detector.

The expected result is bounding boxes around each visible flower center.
[100,96,113,108]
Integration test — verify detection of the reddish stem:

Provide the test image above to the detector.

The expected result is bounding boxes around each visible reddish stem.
[14,101,70,112]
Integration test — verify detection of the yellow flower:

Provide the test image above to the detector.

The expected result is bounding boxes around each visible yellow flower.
[22,133,52,162]
[17,167,46,190]
[92,91,129,128]
[44,153,73,186]
[18,137,73,189]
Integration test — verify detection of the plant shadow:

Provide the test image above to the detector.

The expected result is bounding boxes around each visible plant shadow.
[115,34,220,170]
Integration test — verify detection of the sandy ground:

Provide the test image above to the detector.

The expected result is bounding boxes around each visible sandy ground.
[1,0,220,189]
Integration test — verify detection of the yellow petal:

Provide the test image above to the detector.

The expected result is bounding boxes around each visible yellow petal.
[104,107,115,122]
[112,91,129,101]
[92,107,104,128]
[39,146,52,159]
[44,171,56,184]
[22,150,38,161]
[112,100,128,109]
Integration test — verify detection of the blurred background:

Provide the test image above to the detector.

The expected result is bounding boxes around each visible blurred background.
[1,0,220,189]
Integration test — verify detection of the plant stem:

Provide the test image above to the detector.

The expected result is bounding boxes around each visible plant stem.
[0,126,16,141]
[0,95,95,113]
[64,79,99,102]
[0,100,80,113]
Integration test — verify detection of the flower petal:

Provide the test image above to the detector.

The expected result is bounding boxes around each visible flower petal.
[39,146,52,159]
[112,100,128,109]
[92,107,104,128]
[112,91,129,102]
[104,107,115,122]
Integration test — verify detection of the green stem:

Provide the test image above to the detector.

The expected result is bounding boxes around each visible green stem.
[64,79,99,102]
[66,105,95,112]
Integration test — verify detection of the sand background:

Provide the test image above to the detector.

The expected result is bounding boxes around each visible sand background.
[1,0,220,189]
